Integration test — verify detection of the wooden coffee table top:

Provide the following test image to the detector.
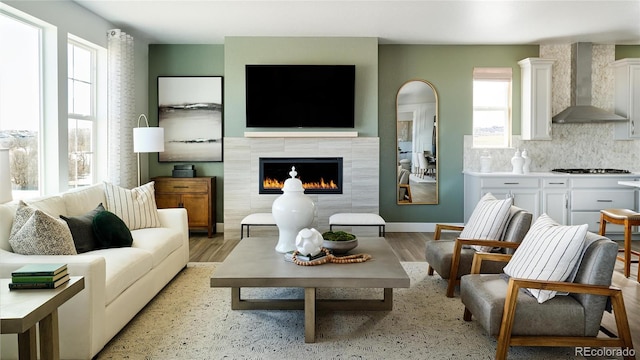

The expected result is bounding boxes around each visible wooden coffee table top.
[210,237,410,289]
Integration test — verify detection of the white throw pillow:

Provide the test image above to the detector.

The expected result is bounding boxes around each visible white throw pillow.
[503,214,588,303]
[104,181,161,230]
[460,193,513,252]
[8,201,77,255]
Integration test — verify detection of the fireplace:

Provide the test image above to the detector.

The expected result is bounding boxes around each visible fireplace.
[259,157,343,194]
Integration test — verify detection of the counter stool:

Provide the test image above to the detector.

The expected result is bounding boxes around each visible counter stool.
[240,213,276,239]
[599,208,640,281]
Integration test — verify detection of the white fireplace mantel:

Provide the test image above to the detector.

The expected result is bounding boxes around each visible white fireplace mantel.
[244,131,358,138]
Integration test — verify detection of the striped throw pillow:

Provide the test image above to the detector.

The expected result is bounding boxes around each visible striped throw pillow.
[503,214,588,303]
[103,181,161,230]
[460,193,513,252]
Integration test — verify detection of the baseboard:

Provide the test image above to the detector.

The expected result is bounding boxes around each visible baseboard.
[206,222,462,233]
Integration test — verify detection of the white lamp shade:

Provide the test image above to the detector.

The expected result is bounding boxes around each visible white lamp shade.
[0,148,12,203]
[133,127,165,153]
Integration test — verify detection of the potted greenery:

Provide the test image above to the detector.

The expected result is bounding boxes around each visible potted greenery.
[321,231,358,254]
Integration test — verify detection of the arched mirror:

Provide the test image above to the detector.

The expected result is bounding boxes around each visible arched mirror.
[396,80,438,204]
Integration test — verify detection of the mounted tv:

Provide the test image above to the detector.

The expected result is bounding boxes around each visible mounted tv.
[245,64,355,128]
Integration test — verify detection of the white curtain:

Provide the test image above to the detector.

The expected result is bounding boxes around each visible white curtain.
[107,29,136,188]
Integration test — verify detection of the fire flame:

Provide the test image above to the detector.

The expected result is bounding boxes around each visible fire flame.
[263,177,338,190]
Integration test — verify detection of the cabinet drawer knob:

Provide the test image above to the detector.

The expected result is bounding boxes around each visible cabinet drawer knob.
[173,186,189,189]
[549,182,565,185]
[503,182,519,185]
[596,200,613,202]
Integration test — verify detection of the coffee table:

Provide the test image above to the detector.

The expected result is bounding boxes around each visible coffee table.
[210,237,410,342]
[1,276,84,360]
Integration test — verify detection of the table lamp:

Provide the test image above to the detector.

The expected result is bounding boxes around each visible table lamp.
[133,114,164,187]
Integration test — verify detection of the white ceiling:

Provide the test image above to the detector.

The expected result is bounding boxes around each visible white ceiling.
[72,0,640,45]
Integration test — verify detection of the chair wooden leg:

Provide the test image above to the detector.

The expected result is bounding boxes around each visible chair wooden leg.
[623,221,631,278]
[496,279,519,360]
[463,308,473,321]
[610,290,635,359]
[427,265,434,276]
[446,240,464,297]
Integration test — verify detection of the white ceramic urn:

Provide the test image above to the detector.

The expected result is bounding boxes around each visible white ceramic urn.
[272,167,316,253]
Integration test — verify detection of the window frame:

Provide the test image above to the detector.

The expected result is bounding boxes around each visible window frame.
[67,37,98,188]
[472,67,513,149]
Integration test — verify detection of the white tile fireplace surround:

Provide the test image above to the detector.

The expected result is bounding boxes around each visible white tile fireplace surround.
[223,137,380,240]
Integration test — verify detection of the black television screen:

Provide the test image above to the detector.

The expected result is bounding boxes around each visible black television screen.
[245,65,355,128]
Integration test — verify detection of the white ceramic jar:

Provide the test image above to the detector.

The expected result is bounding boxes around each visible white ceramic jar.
[272,167,316,253]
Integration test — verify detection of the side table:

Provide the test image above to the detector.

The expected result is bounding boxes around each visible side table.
[1,276,84,360]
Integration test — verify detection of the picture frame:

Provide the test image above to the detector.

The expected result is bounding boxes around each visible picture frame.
[158,76,223,162]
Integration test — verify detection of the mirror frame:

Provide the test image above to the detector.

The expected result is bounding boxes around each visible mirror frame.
[396,79,439,205]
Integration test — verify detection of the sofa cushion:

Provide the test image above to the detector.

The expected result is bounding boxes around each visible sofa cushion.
[503,214,588,303]
[62,183,106,216]
[92,247,154,305]
[103,181,160,230]
[0,203,18,251]
[92,210,134,249]
[132,227,183,267]
[60,203,106,253]
[460,193,513,252]
[9,202,77,255]
[24,195,67,218]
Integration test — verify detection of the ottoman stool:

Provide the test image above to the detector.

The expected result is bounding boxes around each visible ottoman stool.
[329,213,386,237]
[240,213,276,239]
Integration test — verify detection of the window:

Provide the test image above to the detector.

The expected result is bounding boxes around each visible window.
[472,67,512,148]
[0,12,42,199]
[68,39,97,188]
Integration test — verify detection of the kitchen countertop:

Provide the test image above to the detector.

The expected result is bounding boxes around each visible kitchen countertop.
[463,171,640,178]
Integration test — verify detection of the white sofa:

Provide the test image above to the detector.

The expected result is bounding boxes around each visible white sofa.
[0,183,189,359]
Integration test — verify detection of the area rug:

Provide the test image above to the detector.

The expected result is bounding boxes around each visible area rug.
[95,263,577,360]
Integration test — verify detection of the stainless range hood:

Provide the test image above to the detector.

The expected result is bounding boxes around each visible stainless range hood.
[552,42,627,123]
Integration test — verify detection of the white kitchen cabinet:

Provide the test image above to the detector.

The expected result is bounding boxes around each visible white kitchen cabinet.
[519,58,554,140]
[464,173,639,234]
[542,178,569,225]
[463,174,541,222]
[612,58,640,140]
[570,178,637,233]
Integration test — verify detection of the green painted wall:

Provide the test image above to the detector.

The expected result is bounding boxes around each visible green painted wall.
[378,45,539,223]
[223,37,379,137]
[615,45,640,60]
[148,44,225,222]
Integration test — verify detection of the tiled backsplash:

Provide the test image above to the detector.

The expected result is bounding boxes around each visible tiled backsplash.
[464,129,640,173]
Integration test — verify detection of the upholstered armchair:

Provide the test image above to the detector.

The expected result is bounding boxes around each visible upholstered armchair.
[425,204,532,297]
[460,230,634,360]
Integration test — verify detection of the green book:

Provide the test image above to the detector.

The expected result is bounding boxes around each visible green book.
[8,274,70,290]
[11,270,68,283]
[11,263,67,277]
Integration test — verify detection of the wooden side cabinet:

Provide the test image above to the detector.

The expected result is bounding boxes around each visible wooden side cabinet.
[152,176,216,237]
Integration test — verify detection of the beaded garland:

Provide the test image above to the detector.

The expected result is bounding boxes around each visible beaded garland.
[291,247,372,266]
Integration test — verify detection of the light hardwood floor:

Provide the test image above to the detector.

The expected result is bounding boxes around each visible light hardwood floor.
[189,232,639,349]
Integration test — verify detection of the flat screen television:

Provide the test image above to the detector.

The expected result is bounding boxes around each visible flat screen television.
[245,64,355,128]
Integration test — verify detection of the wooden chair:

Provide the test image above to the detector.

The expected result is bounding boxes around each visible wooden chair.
[599,208,640,281]
[460,233,634,360]
[398,168,412,203]
[425,206,532,297]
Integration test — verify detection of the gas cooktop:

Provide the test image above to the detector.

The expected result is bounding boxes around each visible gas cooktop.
[551,168,631,174]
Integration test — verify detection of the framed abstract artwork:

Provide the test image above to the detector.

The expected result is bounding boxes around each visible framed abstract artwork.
[158,76,223,162]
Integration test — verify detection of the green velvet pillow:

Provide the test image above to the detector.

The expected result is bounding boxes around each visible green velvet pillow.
[92,210,134,249]
[60,203,105,253]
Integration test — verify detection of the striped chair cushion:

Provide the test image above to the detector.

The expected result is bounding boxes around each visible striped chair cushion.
[103,181,161,230]
[503,213,588,303]
[460,193,513,252]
